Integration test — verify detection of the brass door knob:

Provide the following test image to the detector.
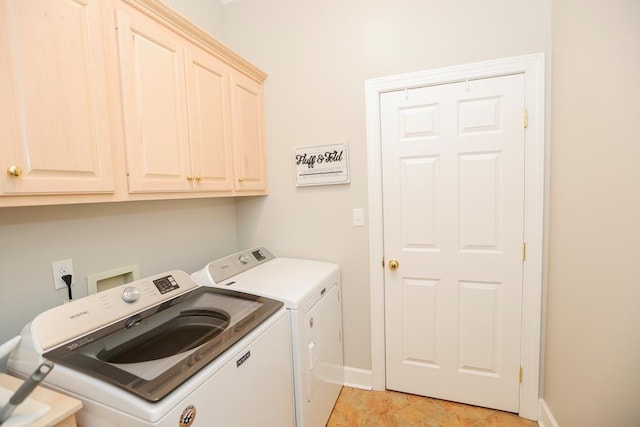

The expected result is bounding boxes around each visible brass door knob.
[186,175,193,181]
[238,177,244,183]
[7,166,22,177]
[388,259,399,271]
[195,175,203,182]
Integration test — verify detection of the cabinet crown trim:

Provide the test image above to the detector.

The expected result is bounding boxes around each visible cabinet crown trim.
[120,0,267,82]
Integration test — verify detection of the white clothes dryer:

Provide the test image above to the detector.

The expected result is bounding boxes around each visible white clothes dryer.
[192,248,344,427]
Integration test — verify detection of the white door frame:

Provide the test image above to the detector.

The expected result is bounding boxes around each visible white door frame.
[365,53,545,420]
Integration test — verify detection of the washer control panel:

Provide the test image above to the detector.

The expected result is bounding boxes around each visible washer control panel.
[34,270,198,351]
[153,275,180,294]
[121,286,141,303]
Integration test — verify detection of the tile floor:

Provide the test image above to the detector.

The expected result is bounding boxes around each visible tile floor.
[326,387,537,427]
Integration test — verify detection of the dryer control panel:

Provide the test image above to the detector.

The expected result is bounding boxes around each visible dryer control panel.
[201,247,276,284]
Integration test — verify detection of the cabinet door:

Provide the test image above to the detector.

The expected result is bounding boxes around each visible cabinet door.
[185,44,234,192]
[230,71,268,193]
[115,6,191,193]
[0,0,114,195]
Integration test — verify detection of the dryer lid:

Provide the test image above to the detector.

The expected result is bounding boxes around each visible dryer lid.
[193,249,340,309]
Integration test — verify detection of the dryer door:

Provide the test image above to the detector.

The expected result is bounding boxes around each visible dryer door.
[304,284,343,403]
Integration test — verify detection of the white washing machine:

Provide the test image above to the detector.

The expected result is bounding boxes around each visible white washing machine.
[8,270,294,426]
[192,248,344,427]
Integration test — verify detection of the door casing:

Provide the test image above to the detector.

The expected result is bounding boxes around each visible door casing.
[365,53,545,420]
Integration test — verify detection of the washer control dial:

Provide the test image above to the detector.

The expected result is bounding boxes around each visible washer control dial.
[122,286,141,303]
[238,254,250,265]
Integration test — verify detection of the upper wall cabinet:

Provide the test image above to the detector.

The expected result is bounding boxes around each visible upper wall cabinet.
[114,0,265,196]
[186,44,235,192]
[231,69,268,193]
[115,5,192,193]
[0,0,115,198]
[0,0,267,207]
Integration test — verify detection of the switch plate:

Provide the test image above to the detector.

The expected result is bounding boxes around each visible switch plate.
[52,259,74,290]
[352,208,365,227]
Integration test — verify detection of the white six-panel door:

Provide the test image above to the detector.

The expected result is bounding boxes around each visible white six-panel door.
[381,73,525,412]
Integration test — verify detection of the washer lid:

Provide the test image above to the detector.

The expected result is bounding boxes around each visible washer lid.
[38,273,283,402]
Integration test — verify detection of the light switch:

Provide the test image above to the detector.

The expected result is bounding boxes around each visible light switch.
[352,208,365,227]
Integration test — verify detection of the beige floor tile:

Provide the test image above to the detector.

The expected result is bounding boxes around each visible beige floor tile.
[326,387,537,427]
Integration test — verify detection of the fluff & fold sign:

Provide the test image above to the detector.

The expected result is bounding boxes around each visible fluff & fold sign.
[294,143,350,186]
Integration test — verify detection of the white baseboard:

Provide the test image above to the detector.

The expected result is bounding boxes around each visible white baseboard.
[343,366,373,390]
[538,399,559,427]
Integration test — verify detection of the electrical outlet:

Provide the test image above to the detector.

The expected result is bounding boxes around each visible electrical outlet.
[52,259,74,290]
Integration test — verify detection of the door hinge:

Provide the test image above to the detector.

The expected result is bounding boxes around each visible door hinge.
[519,366,524,383]
[522,242,527,261]
[523,109,529,128]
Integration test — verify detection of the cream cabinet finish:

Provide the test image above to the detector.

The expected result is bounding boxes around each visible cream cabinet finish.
[231,69,268,193]
[0,0,115,198]
[115,0,263,196]
[0,0,267,207]
[186,44,235,192]
[115,5,192,193]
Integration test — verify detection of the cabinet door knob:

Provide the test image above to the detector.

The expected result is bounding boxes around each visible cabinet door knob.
[238,177,244,183]
[7,166,22,177]
[186,175,193,181]
[195,175,202,182]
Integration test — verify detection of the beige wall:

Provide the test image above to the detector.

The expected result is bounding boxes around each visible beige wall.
[222,0,551,371]
[0,199,239,344]
[545,0,640,425]
[162,0,224,39]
